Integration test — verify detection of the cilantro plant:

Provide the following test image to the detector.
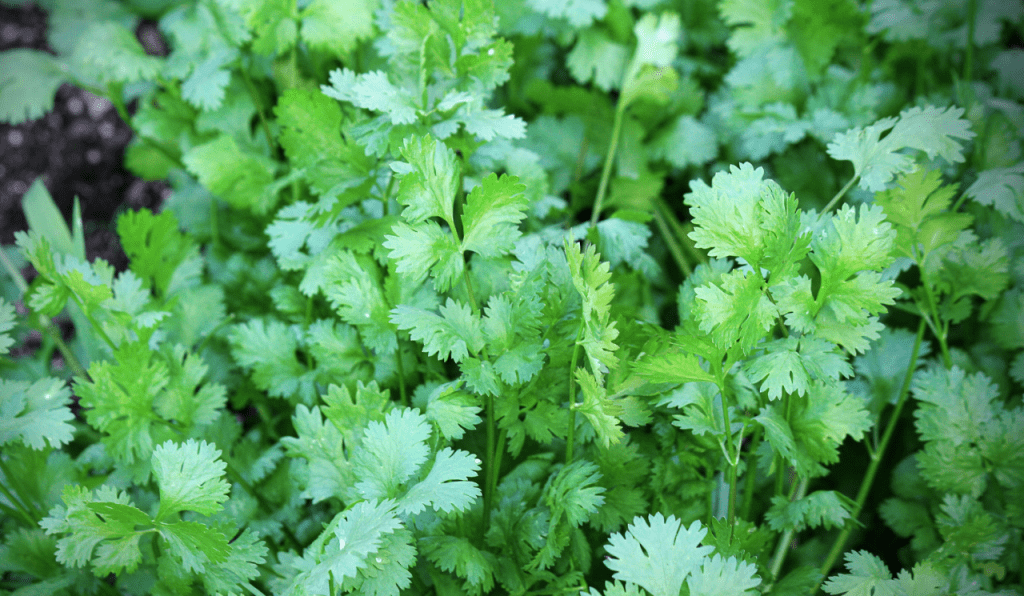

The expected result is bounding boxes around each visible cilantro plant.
[1,0,1023,595]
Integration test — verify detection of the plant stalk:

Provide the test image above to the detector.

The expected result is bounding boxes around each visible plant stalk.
[815,319,926,592]
[566,321,585,464]
[769,476,810,580]
[822,174,860,213]
[590,103,627,227]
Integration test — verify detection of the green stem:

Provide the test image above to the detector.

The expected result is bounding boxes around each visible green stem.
[238,62,277,157]
[715,362,741,534]
[822,174,859,214]
[224,462,302,551]
[483,393,496,533]
[740,426,763,520]
[964,0,978,83]
[769,477,810,581]
[815,319,926,592]
[590,103,627,227]
[0,249,89,380]
[0,458,42,521]
[395,348,408,407]
[566,321,585,464]
[652,199,692,277]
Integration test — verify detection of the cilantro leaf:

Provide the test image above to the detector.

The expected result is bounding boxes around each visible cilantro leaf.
[152,439,229,521]
[116,208,194,298]
[687,553,762,596]
[391,299,485,364]
[384,220,464,292]
[0,298,13,356]
[392,135,460,225]
[567,28,630,91]
[964,162,1024,223]
[300,0,378,58]
[565,239,620,382]
[352,409,432,502]
[182,135,279,214]
[766,490,854,532]
[604,514,714,596]
[822,550,893,595]
[827,105,976,192]
[525,0,607,27]
[0,50,65,124]
[0,377,75,450]
[574,368,626,448]
[398,447,482,515]
[229,318,315,402]
[461,174,530,258]
[744,337,852,400]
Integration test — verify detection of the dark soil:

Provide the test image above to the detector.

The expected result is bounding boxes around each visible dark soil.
[0,2,169,270]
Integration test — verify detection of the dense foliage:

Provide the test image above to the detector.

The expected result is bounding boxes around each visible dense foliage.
[1,0,1022,594]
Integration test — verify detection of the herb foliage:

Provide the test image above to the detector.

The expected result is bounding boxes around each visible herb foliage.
[1,0,1022,594]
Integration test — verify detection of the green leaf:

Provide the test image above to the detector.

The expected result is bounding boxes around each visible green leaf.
[416,382,482,441]
[766,490,854,532]
[743,337,852,400]
[565,239,620,382]
[632,351,717,386]
[719,0,793,58]
[827,105,976,192]
[117,209,194,297]
[352,408,432,502]
[525,0,607,27]
[21,179,84,261]
[0,377,75,450]
[694,269,779,353]
[152,439,229,520]
[0,50,65,124]
[275,88,373,200]
[392,135,460,225]
[182,135,279,214]
[398,447,481,515]
[687,554,762,596]
[567,28,629,91]
[964,162,1024,223]
[604,514,714,596]
[229,318,314,401]
[322,251,399,353]
[391,299,485,364]
[300,0,378,58]
[421,535,497,594]
[69,22,163,84]
[157,519,231,573]
[384,220,464,292]
[0,298,14,356]
[621,13,682,107]
[574,368,626,448]
[875,167,971,261]
[822,550,894,596]
[323,69,419,126]
[461,174,530,258]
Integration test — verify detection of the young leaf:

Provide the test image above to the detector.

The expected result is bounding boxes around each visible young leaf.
[152,439,230,521]
[603,514,714,596]
[827,105,976,192]
[0,377,75,451]
[461,174,530,258]
[0,50,65,124]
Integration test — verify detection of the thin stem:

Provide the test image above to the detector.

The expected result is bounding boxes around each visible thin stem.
[769,476,810,580]
[490,429,506,512]
[0,458,42,521]
[483,393,496,533]
[566,321,585,464]
[964,0,978,83]
[590,103,627,227]
[224,461,302,551]
[0,482,36,525]
[815,319,926,592]
[652,199,692,277]
[395,348,408,407]
[0,249,89,380]
[238,63,277,157]
[822,174,859,214]
[740,426,763,520]
[715,362,741,534]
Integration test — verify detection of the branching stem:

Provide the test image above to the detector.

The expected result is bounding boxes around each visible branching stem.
[815,318,926,592]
